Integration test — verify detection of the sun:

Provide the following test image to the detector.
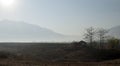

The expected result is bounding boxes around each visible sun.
[0,0,15,7]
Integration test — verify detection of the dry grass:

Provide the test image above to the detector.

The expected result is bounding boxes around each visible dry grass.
[0,59,120,66]
[0,43,120,66]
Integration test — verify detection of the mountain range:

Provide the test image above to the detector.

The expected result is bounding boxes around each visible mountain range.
[0,20,119,42]
[0,20,80,42]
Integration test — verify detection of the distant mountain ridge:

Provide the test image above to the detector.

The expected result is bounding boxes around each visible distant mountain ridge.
[0,20,80,42]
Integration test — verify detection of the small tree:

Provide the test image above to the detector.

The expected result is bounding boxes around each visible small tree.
[84,27,95,46]
[97,28,108,48]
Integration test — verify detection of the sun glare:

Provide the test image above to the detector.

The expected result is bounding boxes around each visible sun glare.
[0,0,15,7]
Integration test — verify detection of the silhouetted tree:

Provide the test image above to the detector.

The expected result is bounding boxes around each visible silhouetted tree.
[84,27,95,46]
[97,28,108,48]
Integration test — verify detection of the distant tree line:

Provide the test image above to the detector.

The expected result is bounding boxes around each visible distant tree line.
[72,27,120,49]
[83,27,120,49]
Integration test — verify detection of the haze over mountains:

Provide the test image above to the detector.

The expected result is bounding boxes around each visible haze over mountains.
[0,20,119,42]
[0,20,80,42]
[109,26,120,39]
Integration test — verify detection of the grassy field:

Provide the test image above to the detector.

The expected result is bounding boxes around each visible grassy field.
[0,43,120,66]
[0,60,120,66]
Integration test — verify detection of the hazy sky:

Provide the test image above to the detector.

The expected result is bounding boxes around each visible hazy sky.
[0,0,120,36]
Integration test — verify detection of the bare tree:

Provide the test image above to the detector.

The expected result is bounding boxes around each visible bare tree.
[97,28,108,48]
[84,27,95,45]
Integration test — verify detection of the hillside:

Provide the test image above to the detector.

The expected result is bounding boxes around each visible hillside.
[0,20,80,42]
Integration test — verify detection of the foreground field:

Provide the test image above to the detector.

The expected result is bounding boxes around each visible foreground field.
[0,43,120,66]
[0,60,120,66]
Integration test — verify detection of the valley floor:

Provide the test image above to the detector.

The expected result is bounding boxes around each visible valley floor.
[0,59,120,66]
[0,43,120,66]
